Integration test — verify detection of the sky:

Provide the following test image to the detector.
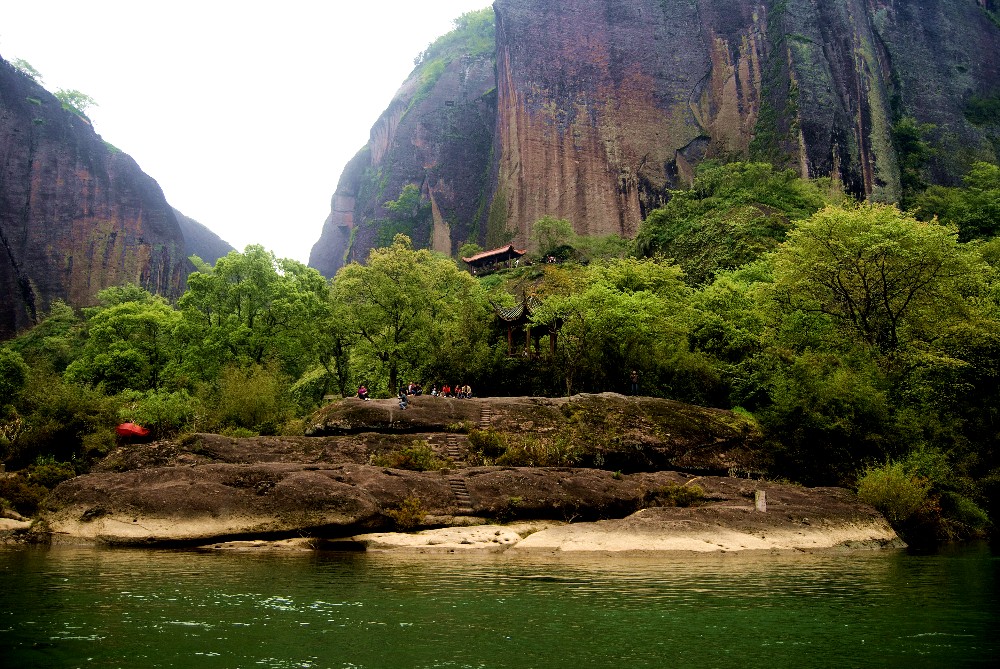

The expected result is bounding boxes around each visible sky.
[0,0,492,263]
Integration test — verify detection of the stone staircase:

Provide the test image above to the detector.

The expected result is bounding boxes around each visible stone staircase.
[445,433,463,462]
[447,473,474,515]
[478,404,493,430]
[444,433,474,515]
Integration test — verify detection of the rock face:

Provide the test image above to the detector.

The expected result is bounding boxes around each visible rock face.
[309,0,1000,274]
[308,21,498,277]
[0,57,187,339]
[308,393,766,474]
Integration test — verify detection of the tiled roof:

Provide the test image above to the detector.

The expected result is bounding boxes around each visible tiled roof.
[461,244,527,263]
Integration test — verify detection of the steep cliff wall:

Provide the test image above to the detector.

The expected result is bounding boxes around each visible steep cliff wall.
[493,0,1000,247]
[493,0,771,246]
[0,57,187,339]
[310,0,1000,271]
[309,12,498,277]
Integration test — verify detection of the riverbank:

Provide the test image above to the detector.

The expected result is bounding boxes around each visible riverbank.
[17,394,902,552]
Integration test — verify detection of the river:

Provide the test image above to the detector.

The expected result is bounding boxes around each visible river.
[1,544,996,668]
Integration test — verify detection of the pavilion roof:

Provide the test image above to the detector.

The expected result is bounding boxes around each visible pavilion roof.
[461,244,527,264]
[491,294,543,322]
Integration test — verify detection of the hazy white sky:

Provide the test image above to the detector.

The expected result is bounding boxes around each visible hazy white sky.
[1,0,491,263]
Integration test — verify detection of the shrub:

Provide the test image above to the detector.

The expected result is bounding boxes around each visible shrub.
[495,434,584,467]
[470,428,586,467]
[202,364,293,435]
[468,429,505,458]
[384,495,426,530]
[118,389,200,437]
[8,375,121,467]
[289,367,334,411]
[372,441,450,471]
[220,427,258,438]
[856,461,931,524]
[495,495,523,522]
[0,348,29,406]
[26,456,76,489]
[939,491,990,536]
[645,483,705,508]
[81,429,116,459]
[0,476,48,516]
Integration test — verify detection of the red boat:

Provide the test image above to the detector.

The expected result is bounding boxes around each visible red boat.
[115,422,151,439]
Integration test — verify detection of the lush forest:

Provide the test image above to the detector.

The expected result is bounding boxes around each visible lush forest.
[2,160,999,544]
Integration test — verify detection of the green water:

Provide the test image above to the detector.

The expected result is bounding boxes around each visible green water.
[0,545,996,668]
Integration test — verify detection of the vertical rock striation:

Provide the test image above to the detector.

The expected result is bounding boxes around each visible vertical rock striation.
[310,0,1000,274]
[0,57,187,339]
[493,0,769,246]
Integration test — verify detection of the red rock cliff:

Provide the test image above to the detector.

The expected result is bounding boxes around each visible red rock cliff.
[309,0,1000,273]
[492,0,1000,248]
[0,57,186,339]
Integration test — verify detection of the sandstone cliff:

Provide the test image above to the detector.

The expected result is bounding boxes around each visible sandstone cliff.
[309,11,498,277]
[309,0,1000,274]
[0,56,187,339]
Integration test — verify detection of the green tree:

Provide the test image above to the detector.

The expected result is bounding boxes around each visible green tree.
[458,242,484,259]
[0,348,30,408]
[11,58,42,83]
[6,301,84,373]
[772,203,977,353]
[636,162,828,285]
[529,258,691,396]
[331,234,485,394]
[914,162,1000,241]
[54,89,97,118]
[64,287,181,393]
[530,216,576,258]
[302,296,355,401]
[177,245,331,381]
[892,116,936,205]
[374,184,432,248]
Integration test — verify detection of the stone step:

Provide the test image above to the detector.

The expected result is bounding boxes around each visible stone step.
[445,434,463,463]
[446,474,474,515]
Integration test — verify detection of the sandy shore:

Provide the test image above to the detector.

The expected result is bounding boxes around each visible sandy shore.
[200,506,902,554]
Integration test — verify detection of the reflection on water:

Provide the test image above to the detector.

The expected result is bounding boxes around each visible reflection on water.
[1,544,997,668]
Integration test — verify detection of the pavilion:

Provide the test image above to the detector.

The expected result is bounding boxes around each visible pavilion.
[491,294,560,357]
[461,244,527,274]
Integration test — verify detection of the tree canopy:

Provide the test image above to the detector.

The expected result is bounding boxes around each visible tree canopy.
[636,161,830,284]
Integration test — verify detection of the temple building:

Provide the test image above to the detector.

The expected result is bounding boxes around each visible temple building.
[461,244,527,275]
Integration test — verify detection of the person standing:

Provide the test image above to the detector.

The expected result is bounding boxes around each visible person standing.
[630,369,639,395]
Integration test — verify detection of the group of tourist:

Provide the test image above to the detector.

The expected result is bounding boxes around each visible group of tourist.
[357,381,474,403]
[430,383,473,399]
